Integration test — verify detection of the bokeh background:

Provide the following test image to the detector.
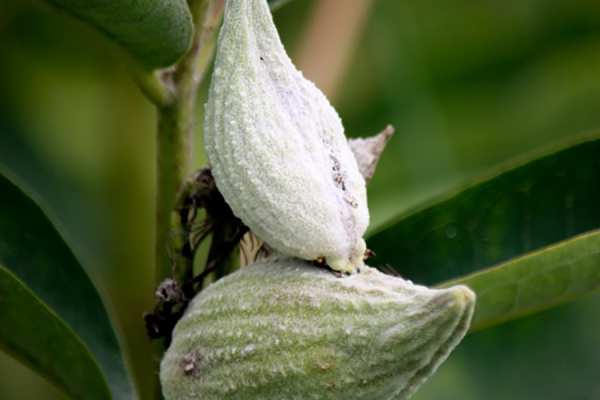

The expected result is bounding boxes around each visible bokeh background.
[1,0,600,398]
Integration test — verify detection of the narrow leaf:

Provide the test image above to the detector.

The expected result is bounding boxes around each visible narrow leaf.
[440,230,600,331]
[0,121,109,279]
[0,265,111,400]
[0,174,135,399]
[44,0,193,68]
[368,134,600,285]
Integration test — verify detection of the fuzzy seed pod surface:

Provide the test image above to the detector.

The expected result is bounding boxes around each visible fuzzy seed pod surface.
[160,258,476,400]
[204,0,369,273]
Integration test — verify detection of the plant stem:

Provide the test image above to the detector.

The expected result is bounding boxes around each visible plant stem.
[134,69,176,108]
[149,1,224,398]
[154,0,224,287]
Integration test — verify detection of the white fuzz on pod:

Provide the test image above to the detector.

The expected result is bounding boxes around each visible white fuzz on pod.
[204,0,369,273]
[160,258,476,400]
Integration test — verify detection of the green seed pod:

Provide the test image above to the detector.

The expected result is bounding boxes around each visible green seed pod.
[204,0,369,273]
[160,258,475,400]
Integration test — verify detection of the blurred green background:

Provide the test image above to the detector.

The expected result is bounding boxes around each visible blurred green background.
[1,0,599,398]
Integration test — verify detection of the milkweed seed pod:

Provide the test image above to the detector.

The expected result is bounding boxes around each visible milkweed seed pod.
[204,0,369,273]
[160,258,476,400]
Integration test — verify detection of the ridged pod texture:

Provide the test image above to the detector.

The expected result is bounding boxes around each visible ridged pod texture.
[161,258,476,400]
[204,0,369,273]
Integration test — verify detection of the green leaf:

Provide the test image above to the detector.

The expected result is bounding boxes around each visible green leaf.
[0,265,111,399]
[0,121,110,277]
[367,133,600,285]
[44,0,193,68]
[440,230,600,331]
[269,0,294,11]
[0,174,135,399]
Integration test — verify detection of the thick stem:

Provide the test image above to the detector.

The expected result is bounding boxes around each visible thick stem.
[155,0,225,286]
[134,68,176,108]
[155,104,191,283]
[151,2,224,399]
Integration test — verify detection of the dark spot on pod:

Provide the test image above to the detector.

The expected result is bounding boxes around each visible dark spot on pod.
[182,352,202,377]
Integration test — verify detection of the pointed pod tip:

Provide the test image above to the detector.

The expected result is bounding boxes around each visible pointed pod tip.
[443,284,476,328]
[439,284,476,316]
[449,284,476,309]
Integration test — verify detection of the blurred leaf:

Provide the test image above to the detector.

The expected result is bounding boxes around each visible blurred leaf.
[0,265,110,399]
[269,0,294,11]
[43,0,193,68]
[0,174,135,399]
[368,133,600,285]
[0,121,110,279]
[441,230,600,331]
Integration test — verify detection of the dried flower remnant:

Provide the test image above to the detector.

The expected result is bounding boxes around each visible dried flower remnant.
[160,258,475,400]
[204,0,369,273]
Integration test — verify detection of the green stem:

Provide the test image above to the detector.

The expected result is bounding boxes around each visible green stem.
[155,104,190,283]
[134,68,176,108]
[154,0,224,287]
[149,1,224,398]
